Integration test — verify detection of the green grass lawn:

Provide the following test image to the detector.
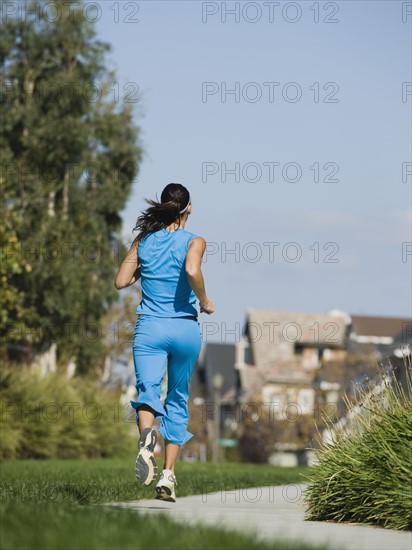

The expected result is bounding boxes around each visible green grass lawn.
[0,459,330,550]
[0,458,311,504]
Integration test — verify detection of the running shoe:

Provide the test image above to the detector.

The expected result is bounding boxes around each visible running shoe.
[135,427,158,486]
[155,469,177,502]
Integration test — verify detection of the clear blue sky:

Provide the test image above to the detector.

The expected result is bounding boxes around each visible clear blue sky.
[95,1,411,342]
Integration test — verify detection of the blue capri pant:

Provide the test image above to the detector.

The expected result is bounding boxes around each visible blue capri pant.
[130,315,202,446]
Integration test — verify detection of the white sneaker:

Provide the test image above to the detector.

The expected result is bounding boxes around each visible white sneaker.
[135,427,158,486]
[155,469,177,502]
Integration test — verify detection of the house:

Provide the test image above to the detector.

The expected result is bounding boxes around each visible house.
[349,314,411,353]
[387,323,411,395]
[191,309,411,465]
[323,326,411,448]
[192,342,240,433]
[346,314,411,397]
[239,308,350,412]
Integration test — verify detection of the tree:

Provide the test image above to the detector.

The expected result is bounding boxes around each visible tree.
[97,284,141,381]
[0,205,36,354]
[0,0,142,374]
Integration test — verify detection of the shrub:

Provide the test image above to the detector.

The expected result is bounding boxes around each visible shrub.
[0,365,135,460]
[303,353,412,530]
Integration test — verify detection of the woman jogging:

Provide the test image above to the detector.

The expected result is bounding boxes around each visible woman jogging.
[114,183,214,502]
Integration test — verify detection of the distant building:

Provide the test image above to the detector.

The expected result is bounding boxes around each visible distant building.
[191,309,412,466]
[192,342,240,440]
[347,314,411,396]
[324,320,411,447]
[349,314,410,354]
[239,308,350,415]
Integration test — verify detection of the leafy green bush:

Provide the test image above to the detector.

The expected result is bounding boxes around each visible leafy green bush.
[304,354,412,530]
[0,365,135,459]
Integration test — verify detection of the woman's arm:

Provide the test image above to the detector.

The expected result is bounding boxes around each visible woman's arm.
[114,240,141,290]
[185,237,215,314]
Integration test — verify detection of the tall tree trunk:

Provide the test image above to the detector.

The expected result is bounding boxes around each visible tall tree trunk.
[62,169,69,219]
[48,190,55,217]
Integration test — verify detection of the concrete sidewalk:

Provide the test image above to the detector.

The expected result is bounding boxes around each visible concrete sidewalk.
[109,484,412,550]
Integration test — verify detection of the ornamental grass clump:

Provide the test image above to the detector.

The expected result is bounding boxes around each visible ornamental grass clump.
[304,352,412,531]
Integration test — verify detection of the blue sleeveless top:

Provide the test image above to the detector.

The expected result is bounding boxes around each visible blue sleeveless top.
[136,228,199,318]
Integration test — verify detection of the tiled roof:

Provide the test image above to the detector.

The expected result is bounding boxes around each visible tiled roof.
[245,309,349,371]
[350,315,411,339]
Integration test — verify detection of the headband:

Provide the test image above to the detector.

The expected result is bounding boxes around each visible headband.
[179,198,191,214]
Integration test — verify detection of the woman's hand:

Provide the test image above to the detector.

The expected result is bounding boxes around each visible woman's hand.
[199,299,215,314]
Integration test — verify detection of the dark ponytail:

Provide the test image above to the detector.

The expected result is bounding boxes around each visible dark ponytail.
[132,183,191,243]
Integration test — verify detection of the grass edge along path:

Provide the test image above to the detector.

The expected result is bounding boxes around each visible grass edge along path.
[0,460,333,550]
[0,459,310,504]
[0,502,333,550]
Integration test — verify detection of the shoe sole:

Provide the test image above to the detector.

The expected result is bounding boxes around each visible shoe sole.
[136,449,158,486]
[155,485,176,502]
[135,429,158,486]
